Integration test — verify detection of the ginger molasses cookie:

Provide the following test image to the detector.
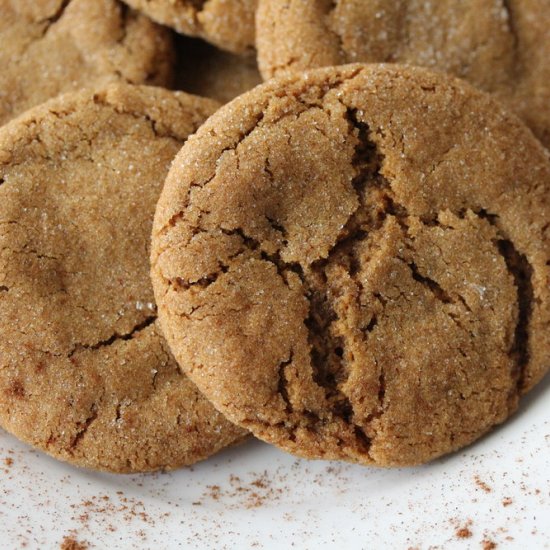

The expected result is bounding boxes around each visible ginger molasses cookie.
[152,64,550,467]
[0,0,174,126]
[256,0,550,148]
[175,36,262,104]
[0,84,246,473]
[122,0,255,53]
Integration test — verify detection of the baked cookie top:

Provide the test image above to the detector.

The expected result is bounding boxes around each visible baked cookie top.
[0,0,174,126]
[0,84,246,473]
[256,0,550,148]
[151,64,550,467]
[122,0,255,53]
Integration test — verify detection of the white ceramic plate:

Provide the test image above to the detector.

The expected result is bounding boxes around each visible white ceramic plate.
[1,375,548,550]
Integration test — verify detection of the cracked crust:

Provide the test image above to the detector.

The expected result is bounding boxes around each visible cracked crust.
[122,0,256,53]
[0,84,247,473]
[0,0,174,126]
[256,0,550,149]
[151,64,550,466]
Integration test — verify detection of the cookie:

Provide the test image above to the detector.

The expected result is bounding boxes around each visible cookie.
[151,64,550,467]
[122,0,255,53]
[256,0,550,148]
[0,84,247,473]
[175,36,262,104]
[0,0,174,127]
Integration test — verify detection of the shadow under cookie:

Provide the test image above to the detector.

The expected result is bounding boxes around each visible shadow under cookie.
[174,35,262,104]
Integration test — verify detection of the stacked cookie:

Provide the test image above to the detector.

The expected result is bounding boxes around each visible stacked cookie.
[0,0,548,473]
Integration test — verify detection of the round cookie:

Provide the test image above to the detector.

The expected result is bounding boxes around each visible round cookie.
[256,0,550,149]
[0,0,174,127]
[151,64,550,467]
[0,84,247,473]
[175,36,262,104]
[122,0,255,53]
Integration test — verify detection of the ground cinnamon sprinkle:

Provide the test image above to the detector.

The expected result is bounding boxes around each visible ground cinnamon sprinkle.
[70,493,154,526]
[474,476,492,493]
[0,429,544,547]
[201,471,284,509]
[205,484,221,501]
[60,536,88,550]
[4,457,13,467]
[456,526,473,539]
[452,518,473,539]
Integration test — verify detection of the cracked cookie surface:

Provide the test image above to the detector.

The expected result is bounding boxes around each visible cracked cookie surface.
[151,64,550,466]
[0,0,174,126]
[122,0,256,53]
[0,84,246,473]
[256,0,550,149]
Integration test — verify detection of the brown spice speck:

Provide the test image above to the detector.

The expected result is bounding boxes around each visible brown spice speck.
[453,518,473,539]
[60,536,88,550]
[206,485,221,500]
[482,540,497,550]
[202,472,284,509]
[6,379,25,398]
[456,526,473,539]
[251,478,268,489]
[502,497,513,507]
[474,476,492,493]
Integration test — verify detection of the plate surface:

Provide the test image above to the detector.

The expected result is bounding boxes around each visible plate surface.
[1,376,548,550]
